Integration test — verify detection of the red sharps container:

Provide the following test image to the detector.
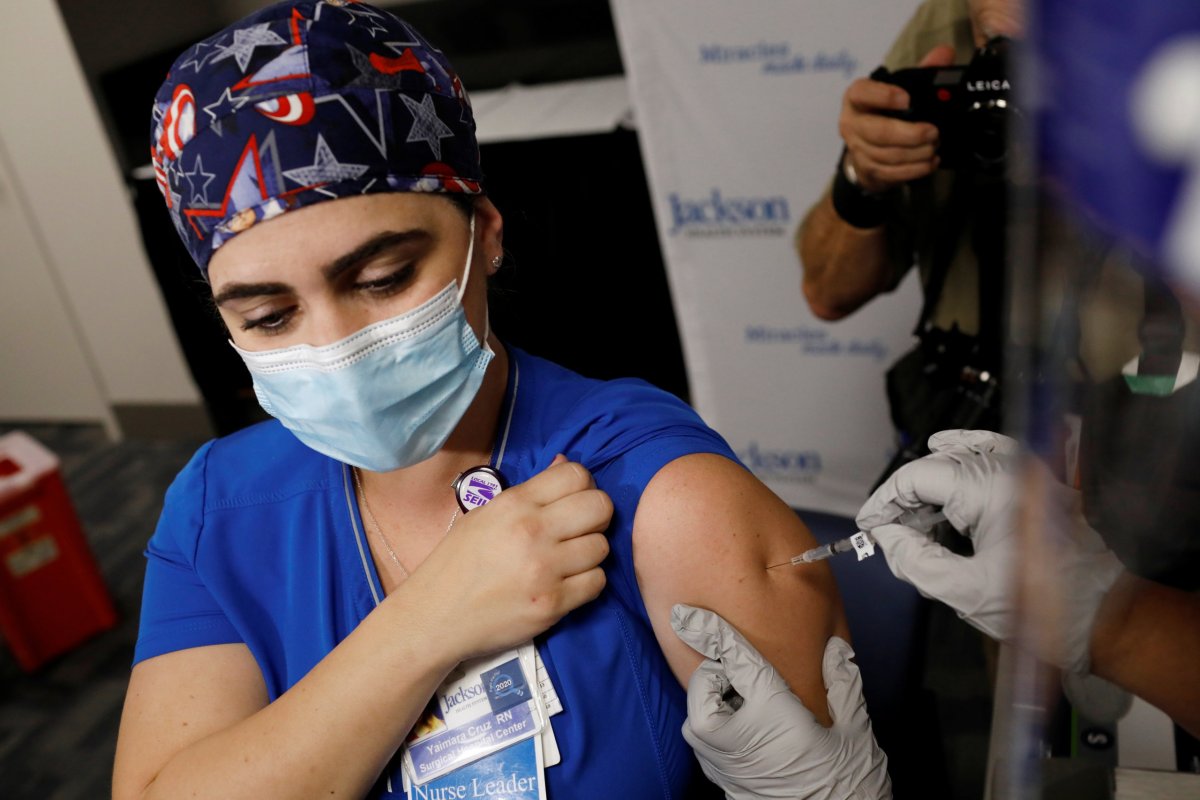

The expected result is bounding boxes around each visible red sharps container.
[0,431,118,671]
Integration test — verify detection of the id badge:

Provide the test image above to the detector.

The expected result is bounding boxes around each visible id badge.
[402,643,545,785]
[402,733,547,800]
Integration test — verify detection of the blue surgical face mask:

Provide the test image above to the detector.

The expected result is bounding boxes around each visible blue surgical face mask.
[231,213,494,471]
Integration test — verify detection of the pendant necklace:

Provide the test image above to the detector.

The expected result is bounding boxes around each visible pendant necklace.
[353,466,459,580]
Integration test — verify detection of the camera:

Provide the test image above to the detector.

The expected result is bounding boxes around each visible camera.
[873,37,1013,175]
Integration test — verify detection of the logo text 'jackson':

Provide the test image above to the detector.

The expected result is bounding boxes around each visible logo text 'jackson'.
[668,189,790,237]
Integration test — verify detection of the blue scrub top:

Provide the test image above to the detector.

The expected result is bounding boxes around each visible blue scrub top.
[135,346,737,799]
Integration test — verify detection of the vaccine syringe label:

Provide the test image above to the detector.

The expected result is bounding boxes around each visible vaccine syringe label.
[850,532,876,561]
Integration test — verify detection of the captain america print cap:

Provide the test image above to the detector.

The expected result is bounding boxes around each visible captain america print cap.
[151,0,484,278]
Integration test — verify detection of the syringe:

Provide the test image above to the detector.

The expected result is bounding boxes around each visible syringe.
[768,507,947,568]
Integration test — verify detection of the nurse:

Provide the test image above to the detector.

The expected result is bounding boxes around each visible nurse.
[112,2,867,798]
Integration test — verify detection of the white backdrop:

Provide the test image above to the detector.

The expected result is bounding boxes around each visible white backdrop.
[611,0,923,516]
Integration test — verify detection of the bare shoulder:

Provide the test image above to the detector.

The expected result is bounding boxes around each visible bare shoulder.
[632,453,847,725]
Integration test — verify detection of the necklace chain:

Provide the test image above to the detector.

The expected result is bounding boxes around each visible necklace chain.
[353,467,458,580]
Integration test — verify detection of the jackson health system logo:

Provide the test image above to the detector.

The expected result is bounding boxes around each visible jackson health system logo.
[738,441,823,484]
[666,188,790,237]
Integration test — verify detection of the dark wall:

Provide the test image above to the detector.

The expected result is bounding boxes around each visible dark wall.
[485,130,689,402]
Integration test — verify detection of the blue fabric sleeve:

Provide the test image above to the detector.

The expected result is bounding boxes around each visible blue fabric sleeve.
[553,380,741,620]
[559,380,737,471]
[133,441,243,665]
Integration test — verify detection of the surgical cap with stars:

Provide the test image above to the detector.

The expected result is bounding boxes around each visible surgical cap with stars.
[151,0,483,278]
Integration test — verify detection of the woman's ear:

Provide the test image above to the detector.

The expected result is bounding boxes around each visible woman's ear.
[475,196,504,274]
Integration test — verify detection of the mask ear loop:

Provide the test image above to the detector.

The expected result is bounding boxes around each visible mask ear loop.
[457,211,492,351]
[457,212,477,304]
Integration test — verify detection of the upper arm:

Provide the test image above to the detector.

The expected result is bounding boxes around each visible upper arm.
[113,644,269,800]
[631,453,849,726]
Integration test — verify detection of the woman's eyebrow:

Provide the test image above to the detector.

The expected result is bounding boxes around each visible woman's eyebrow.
[321,229,430,283]
[212,281,292,307]
[211,230,432,306]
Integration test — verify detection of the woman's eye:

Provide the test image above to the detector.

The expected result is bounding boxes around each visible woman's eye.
[242,307,296,334]
[354,264,413,295]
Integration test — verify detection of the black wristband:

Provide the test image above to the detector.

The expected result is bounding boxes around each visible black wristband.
[831,150,888,229]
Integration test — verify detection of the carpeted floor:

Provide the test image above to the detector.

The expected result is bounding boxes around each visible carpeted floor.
[0,424,203,800]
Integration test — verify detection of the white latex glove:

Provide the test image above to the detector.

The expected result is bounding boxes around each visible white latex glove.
[856,429,1124,673]
[671,604,891,800]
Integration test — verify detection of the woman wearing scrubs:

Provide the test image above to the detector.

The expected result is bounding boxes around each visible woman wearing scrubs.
[112,3,877,798]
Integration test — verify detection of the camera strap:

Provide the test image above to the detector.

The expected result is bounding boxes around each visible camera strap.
[913,171,972,337]
[910,170,1007,371]
[971,175,1008,369]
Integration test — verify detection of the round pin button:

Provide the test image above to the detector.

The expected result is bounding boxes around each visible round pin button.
[453,465,507,513]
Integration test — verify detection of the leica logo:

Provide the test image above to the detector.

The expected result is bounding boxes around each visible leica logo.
[967,79,1011,91]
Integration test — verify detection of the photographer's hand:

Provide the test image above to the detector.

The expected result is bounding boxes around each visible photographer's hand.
[839,45,956,193]
[798,45,958,320]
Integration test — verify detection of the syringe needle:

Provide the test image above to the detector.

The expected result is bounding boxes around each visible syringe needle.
[766,509,948,570]
[767,541,837,568]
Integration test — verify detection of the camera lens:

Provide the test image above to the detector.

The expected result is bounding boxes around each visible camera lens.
[961,36,1012,174]
[967,107,1008,171]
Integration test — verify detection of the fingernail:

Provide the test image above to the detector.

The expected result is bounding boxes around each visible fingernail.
[925,127,939,143]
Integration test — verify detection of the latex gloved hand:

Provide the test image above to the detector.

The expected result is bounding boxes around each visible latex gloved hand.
[856,429,1124,673]
[671,604,891,800]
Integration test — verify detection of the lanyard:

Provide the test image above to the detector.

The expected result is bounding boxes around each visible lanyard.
[342,360,521,606]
